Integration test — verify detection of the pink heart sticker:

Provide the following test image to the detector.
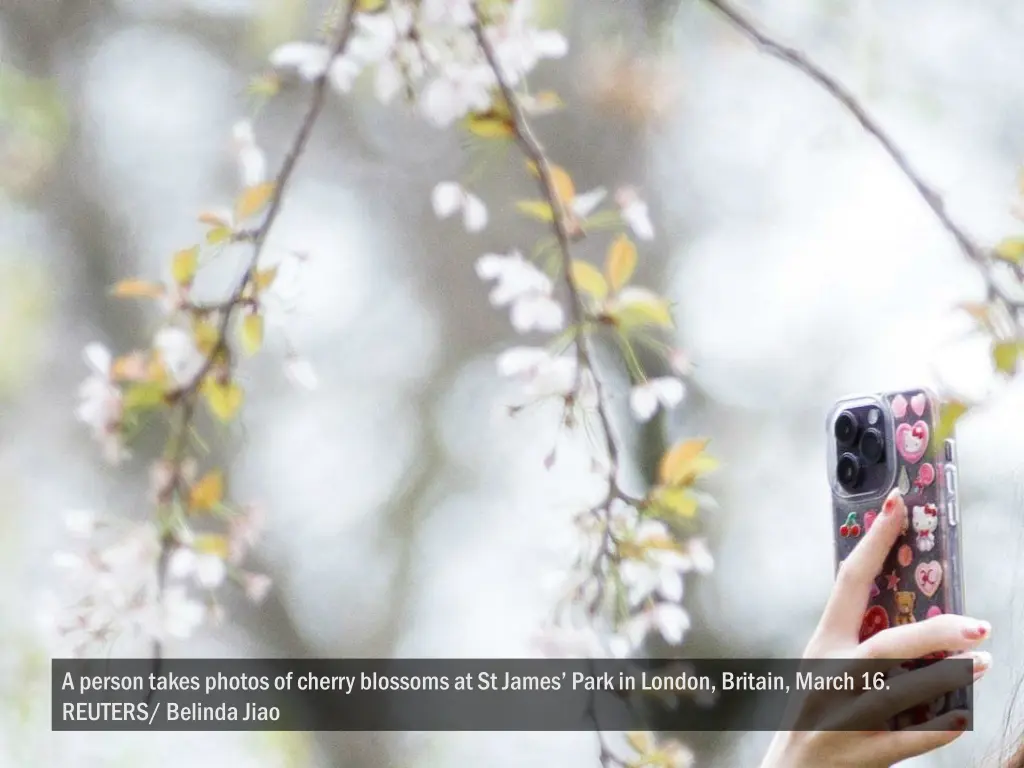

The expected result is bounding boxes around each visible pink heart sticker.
[926,606,943,619]
[891,395,908,419]
[864,511,877,532]
[915,561,943,598]
[896,420,929,464]
[910,393,927,417]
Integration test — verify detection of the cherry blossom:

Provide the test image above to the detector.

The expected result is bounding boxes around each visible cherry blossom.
[231,120,267,187]
[153,327,205,386]
[476,250,564,333]
[75,342,128,465]
[629,376,686,422]
[615,186,655,241]
[431,181,488,232]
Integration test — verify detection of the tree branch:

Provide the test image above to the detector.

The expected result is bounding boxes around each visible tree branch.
[149,0,360,663]
[702,0,1021,308]
[471,6,634,764]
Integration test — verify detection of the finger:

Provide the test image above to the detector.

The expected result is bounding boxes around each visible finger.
[866,709,970,765]
[849,654,983,724]
[859,614,991,660]
[819,488,906,637]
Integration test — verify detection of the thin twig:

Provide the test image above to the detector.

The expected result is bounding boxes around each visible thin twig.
[470,12,624,497]
[148,0,360,663]
[703,0,1021,308]
[471,6,634,763]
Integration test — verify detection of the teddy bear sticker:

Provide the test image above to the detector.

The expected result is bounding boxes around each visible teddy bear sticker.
[894,591,916,625]
[911,503,938,552]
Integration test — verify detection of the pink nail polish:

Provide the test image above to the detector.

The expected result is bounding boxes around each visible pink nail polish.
[953,715,968,731]
[963,622,991,640]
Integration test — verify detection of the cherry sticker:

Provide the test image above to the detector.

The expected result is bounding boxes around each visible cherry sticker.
[839,512,861,538]
[860,605,889,642]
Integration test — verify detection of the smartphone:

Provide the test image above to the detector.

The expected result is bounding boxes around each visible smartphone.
[827,388,967,725]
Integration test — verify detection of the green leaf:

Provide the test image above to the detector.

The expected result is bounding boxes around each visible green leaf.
[994,237,1024,263]
[515,200,555,222]
[171,246,200,285]
[934,400,969,449]
[651,487,699,520]
[240,314,264,356]
[203,379,244,422]
[122,382,166,412]
[614,295,674,330]
[993,340,1022,375]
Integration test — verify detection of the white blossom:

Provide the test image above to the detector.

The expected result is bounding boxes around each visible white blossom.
[431,181,488,232]
[629,376,685,422]
[269,42,332,80]
[75,342,128,465]
[624,602,691,647]
[616,186,655,241]
[154,327,205,387]
[231,120,267,187]
[496,346,598,406]
[476,251,564,332]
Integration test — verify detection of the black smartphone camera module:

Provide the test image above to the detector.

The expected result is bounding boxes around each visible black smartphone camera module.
[833,402,891,495]
[837,452,863,491]
[834,410,859,447]
[860,428,885,464]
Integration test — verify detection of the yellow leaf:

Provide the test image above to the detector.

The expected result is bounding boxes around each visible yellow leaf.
[934,400,968,451]
[570,260,609,300]
[193,319,220,357]
[995,237,1024,263]
[194,533,230,559]
[240,314,264,356]
[122,382,167,411]
[356,0,388,10]
[235,181,275,221]
[992,340,1021,375]
[613,295,674,330]
[626,732,653,754]
[171,246,200,285]
[198,211,229,228]
[466,118,516,140]
[659,438,713,486]
[652,487,700,520]
[254,266,278,292]
[605,235,637,292]
[111,279,166,300]
[189,470,224,512]
[204,379,244,422]
[516,200,555,222]
[207,226,232,245]
[526,162,575,205]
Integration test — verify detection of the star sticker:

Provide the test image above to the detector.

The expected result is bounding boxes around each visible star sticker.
[886,570,900,592]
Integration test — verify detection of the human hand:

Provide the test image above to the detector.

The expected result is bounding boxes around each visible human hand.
[760,488,991,768]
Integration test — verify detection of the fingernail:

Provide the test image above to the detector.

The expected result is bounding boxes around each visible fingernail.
[952,715,969,731]
[972,651,992,674]
[963,621,991,640]
[882,488,902,516]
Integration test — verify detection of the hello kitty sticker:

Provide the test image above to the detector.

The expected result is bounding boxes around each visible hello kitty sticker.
[912,503,938,552]
[896,421,929,464]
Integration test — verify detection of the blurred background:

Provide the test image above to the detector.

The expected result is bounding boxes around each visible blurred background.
[2,0,1024,765]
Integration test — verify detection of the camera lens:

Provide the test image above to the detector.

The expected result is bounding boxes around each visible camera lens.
[837,452,863,490]
[860,428,885,464]
[834,411,859,447]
